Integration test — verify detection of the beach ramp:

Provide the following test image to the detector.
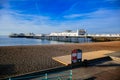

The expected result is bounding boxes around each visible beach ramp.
[52,50,115,66]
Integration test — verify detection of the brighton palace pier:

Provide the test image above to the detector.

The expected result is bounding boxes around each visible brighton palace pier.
[9,29,120,42]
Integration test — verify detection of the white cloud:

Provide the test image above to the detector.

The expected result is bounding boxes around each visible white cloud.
[64,14,85,18]
[0,8,120,35]
[0,9,73,35]
[64,9,120,19]
[62,9,120,33]
[0,9,54,35]
[104,0,118,2]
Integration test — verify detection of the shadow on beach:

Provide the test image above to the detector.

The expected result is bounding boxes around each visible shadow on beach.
[0,64,15,76]
[83,56,120,67]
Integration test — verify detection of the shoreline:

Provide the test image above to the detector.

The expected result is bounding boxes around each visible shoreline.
[0,41,120,78]
[0,40,119,47]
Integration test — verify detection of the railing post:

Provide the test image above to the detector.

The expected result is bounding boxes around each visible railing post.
[70,70,72,80]
[45,73,47,80]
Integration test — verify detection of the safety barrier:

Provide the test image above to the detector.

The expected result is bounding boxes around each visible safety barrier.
[8,70,72,80]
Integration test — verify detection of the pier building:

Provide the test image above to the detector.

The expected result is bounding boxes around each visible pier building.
[49,29,86,36]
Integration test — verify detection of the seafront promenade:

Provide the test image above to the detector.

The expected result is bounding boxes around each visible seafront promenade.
[0,41,120,79]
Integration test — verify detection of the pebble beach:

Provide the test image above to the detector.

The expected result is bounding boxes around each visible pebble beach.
[0,41,120,79]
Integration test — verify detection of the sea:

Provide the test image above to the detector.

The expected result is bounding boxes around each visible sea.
[0,35,92,46]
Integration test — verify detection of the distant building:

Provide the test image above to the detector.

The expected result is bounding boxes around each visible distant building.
[49,29,86,36]
[25,33,35,36]
[77,29,86,35]
[65,30,72,32]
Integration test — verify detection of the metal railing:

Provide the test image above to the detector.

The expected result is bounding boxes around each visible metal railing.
[8,70,72,80]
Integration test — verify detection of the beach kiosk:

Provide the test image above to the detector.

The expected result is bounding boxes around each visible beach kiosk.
[71,49,82,64]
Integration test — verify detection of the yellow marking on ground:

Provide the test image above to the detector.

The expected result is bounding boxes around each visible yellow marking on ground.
[52,50,115,66]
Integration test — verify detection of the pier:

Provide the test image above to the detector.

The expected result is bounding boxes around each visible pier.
[9,29,120,42]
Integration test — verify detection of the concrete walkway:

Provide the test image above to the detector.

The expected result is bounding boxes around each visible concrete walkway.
[52,50,115,65]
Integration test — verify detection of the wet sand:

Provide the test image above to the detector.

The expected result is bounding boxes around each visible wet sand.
[0,41,120,78]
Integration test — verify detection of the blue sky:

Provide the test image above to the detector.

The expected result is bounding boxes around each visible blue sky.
[0,0,120,35]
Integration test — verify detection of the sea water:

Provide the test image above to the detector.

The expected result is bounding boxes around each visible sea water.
[0,35,92,46]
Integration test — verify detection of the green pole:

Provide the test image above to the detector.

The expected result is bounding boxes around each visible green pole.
[45,73,47,80]
[70,70,72,80]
